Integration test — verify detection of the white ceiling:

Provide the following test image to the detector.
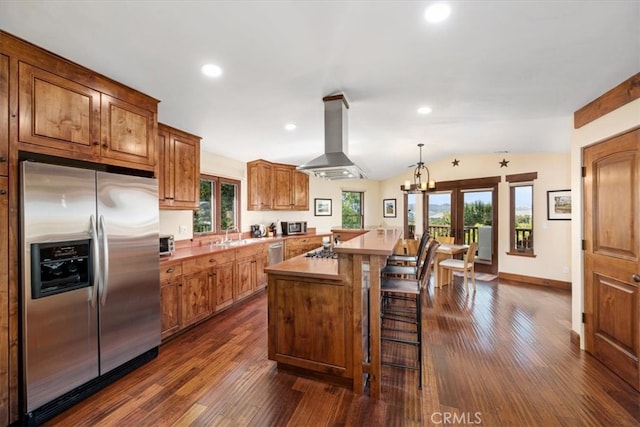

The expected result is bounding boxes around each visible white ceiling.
[1,1,639,180]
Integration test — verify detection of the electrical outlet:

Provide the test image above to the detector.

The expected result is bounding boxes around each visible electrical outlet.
[179,225,188,235]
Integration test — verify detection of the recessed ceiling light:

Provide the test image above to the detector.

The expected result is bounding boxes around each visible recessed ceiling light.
[284,123,296,131]
[417,106,433,115]
[201,64,223,78]
[424,3,451,23]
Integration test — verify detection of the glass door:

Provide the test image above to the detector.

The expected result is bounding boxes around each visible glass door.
[462,189,493,263]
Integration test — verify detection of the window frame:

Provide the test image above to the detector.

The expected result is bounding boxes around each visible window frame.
[506,172,537,257]
[193,174,242,236]
[341,190,364,229]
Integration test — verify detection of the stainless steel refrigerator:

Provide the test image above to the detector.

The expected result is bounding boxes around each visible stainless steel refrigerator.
[20,161,160,423]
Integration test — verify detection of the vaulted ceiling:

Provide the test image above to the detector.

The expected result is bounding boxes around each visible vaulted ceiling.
[1,1,638,180]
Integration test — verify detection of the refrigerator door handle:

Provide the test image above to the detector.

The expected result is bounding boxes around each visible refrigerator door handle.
[99,215,110,306]
[90,215,100,308]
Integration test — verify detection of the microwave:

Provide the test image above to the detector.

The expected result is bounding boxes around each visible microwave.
[281,221,307,235]
[159,235,175,256]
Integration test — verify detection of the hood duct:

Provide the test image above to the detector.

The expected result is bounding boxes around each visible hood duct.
[297,94,366,180]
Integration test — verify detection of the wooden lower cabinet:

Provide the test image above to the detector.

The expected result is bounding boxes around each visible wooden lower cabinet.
[213,260,234,311]
[161,242,273,341]
[284,235,324,259]
[181,271,212,328]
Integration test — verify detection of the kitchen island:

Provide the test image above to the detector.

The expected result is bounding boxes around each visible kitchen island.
[265,229,401,398]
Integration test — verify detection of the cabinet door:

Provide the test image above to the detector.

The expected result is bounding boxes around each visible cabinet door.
[161,280,181,340]
[248,161,273,210]
[236,257,255,300]
[181,272,212,327]
[171,133,199,207]
[292,171,309,210]
[214,261,235,311]
[157,126,171,203]
[0,176,7,419]
[101,93,155,167]
[273,165,293,210]
[0,54,8,177]
[18,62,101,155]
[255,248,268,289]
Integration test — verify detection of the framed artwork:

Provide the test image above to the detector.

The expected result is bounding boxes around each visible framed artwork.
[383,198,397,218]
[314,198,332,216]
[547,190,571,220]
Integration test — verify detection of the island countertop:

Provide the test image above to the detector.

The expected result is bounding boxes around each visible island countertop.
[333,228,402,256]
[263,253,339,280]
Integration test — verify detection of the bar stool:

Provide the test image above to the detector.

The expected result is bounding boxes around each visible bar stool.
[380,241,440,388]
[381,234,431,279]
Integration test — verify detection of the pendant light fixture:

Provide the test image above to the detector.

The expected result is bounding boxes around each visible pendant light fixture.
[401,143,435,193]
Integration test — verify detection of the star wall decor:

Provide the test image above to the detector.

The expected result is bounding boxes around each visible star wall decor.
[499,158,510,168]
[452,158,460,166]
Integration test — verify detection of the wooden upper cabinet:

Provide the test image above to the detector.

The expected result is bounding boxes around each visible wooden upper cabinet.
[7,30,159,172]
[18,62,101,156]
[292,170,309,210]
[158,123,200,209]
[0,54,8,177]
[247,159,308,211]
[100,94,156,167]
[273,164,293,210]
[247,159,274,210]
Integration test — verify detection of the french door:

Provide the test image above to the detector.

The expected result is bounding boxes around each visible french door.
[425,177,500,275]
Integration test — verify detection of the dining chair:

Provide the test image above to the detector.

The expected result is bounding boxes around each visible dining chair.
[380,240,440,389]
[437,236,455,244]
[439,241,478,292]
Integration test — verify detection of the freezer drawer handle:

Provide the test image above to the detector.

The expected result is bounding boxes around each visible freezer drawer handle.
[99,215,110,306]
[90,215,100,308]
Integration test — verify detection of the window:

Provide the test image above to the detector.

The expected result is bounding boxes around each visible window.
[193,174,241,234]
[506,172,537,256]
[342,191,363,229]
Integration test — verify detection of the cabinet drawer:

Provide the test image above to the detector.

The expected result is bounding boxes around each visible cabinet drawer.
[182,250,236,276]
[235,243,262,260]
[160,261,182,284]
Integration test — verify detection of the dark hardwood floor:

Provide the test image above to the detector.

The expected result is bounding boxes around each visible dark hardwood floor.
[45,278,640,426]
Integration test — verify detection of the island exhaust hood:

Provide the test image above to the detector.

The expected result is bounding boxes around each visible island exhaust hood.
[297,94,366,180]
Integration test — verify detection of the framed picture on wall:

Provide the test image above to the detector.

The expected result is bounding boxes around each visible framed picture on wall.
[383,198,397,218]
[314,198,332,216]
[547,190,571,220]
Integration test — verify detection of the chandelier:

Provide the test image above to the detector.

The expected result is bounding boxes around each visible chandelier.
[401,143,435,193]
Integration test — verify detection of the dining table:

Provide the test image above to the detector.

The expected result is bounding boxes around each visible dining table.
[433,243,469,287]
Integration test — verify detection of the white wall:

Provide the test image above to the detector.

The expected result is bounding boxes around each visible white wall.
[160,151,383,239]
[381,152,572,283]
[570,97,640,348]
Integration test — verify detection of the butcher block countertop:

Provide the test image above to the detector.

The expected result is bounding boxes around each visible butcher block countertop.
[333,228,402,256]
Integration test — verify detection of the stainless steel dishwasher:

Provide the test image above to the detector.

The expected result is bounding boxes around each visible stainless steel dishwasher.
[268,241,284,265]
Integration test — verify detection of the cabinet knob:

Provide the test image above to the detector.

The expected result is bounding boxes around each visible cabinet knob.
[166,268,174,273]
[0,189,6,195]
[209,259,215,263]
[0,156,6,162]
[102,143,109,149]
[93,141,100,146]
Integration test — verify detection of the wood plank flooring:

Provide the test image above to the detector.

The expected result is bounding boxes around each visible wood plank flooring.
[45,278,640,426]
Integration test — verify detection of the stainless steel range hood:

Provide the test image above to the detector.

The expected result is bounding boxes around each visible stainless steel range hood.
[297,94,366,180]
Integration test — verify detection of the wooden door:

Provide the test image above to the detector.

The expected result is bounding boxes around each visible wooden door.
[584,128,640,390]
[255,248,268,289]
[247,160,273,210]
[18,62,101,155]
[0,54,8,177]
[0,176,8,424]
[101,94,155,167]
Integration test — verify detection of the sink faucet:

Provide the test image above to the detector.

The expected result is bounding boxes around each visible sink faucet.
[225,226,239,242]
